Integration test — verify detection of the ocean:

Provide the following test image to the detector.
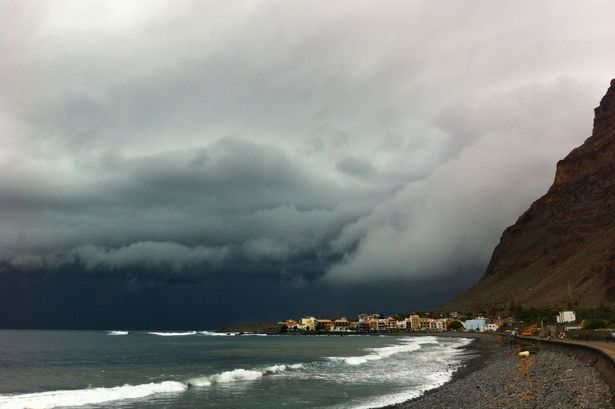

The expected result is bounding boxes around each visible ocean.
[0,330,475,409]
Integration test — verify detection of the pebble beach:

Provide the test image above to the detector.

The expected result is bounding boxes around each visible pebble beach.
[392,335,613,409]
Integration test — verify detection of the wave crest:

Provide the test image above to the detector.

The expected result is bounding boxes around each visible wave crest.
[0,381,186,409]
[187,364,304,387]
[197,331,267,337]
[328,338,423,366]
[106,331,129,336]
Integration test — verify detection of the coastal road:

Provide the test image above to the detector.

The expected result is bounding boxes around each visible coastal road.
[520,336,615,362]
[551,338,615,361]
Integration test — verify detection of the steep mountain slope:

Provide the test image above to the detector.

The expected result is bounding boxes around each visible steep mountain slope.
[445,79,615,311]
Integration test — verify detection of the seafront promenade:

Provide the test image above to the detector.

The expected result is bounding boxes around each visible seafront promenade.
[493,332,615,361]
[543,337,615,359]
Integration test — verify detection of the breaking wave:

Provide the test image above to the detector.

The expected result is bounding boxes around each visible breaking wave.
[347,369,454,409]
[0,381,186,409]
[186,364,304,387]
[0,364,304,409]
[146,330,267,337]
[327,337,427,366]
[106,331,128,336]
[0,364,303,409]
[198,330,234,336]
[198,331,267,337]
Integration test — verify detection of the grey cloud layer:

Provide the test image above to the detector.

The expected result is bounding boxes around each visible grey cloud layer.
[2,1,615,283]
[3,138,365,279]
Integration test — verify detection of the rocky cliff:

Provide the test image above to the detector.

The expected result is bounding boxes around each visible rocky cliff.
[445,79,615,311]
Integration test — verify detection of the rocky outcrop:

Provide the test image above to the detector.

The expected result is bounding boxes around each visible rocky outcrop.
[445,79,615,311]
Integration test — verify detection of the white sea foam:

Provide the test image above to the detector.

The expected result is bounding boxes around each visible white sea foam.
[264,363,303,373]
[147,331,196,336]
[0,362,306,409]
[186,364,304,387]
[347,389,424,409]
[197,331,267,336]
[341,337,473,409]
[347,368,455,409]
[198,330,237,336]
[328,338,423,366]
[0,381,186,409]
[106,330,129,336]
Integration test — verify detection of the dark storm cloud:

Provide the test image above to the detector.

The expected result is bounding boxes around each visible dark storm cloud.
[2,137,363,280]
[2,0,615,293]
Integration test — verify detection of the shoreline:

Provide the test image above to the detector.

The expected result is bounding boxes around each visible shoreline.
[384,333,499,409]
[388,333,613,409]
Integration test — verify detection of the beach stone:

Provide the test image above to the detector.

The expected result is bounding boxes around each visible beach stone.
[390,337,613,409]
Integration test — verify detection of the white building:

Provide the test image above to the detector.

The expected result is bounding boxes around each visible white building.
[556,311,576,323]
[463,318,486,332]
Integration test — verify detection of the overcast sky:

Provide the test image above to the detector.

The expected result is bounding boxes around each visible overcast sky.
[2,1,615,328]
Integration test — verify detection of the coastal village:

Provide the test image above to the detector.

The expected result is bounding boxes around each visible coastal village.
[282,314,451,333]
[278,310,584,337]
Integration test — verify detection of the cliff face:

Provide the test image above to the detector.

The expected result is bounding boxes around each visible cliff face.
[446,79,615,311]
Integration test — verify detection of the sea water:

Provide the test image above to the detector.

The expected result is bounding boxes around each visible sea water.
[0,330,475,409]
